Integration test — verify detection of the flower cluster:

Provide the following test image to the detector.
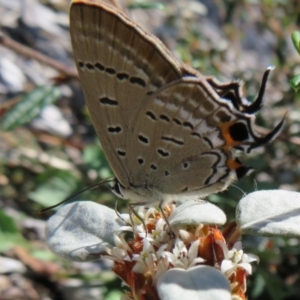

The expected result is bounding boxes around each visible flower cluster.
[47,190,300,300]
[102,203,256,300]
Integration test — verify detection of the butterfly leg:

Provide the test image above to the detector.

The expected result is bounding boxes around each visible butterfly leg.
[128,202,149,235]
[158,201,176,246]
[114,199,132,225]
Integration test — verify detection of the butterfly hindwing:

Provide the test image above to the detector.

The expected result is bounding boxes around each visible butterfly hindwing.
[70,0,189,187]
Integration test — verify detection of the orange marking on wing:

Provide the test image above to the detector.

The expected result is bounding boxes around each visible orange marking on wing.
[218,121,242,148]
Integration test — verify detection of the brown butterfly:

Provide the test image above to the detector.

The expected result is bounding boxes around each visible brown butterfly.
[70,0,283,204]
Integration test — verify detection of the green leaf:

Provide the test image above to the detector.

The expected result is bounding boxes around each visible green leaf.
[28,170,79,208]
[291,31,300,54]
[1,85,60,131]
[0,209,18,233]
[104,290,123,300]
[0,210,29,251]
[83,143,113,178]
[31,249,57,261]
[290,74,300,92]
[0,232,29,252]
[128,1,165,10]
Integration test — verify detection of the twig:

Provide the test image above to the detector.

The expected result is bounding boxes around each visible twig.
[0,31,78,79]
[0,96,21,109]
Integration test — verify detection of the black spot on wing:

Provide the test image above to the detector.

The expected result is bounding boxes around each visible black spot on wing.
[106,67,116,75]
[130,77,146,87]
[95,62,104,71]
[108,126,122,133]
[183,162,189,169]
[146,111,157,121]
[183,121,194,130]
[229,122,249,141]
[86,63,94,70]
[138,134,149,144]
[157,148,170,157]
[151,164,157,170]
[99,97,118,106]
[236,165,251,179]
[173,118,182,125]
[138,158,145,165]
[117,150,126,157]
[117,73,129,80]
[191,132,201,138]
[160,114,170,123]
[78,61,84,69]
[161,136,184,146]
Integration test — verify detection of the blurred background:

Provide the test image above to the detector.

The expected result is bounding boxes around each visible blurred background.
[0,0,300,299]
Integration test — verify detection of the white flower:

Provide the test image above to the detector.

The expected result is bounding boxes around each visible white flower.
[157,238,205,269]
[108,234,132,261]
[151,218,169,243]
[132,237,156,273]
[219,241,259,276]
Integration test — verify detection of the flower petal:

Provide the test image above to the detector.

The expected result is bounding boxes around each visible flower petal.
[221,259,234,273]
[244,253,259,264]
[238,263,252,274]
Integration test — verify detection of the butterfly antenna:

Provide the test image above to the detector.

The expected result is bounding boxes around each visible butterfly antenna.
[114,199,131,225]
[39,178,115,213]
[230,184,247,197]
[253,179,258,191]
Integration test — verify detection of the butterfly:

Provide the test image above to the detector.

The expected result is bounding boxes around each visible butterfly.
[70,0,283,204]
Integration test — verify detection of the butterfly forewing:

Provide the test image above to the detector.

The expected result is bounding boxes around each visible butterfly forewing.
[70,0,190,188]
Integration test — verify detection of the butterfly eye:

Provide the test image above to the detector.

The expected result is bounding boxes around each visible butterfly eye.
[112,180,124,198]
